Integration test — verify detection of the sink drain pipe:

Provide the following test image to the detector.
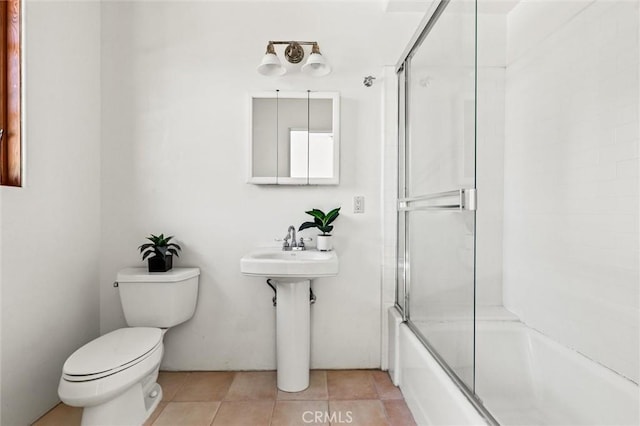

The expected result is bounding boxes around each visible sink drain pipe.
[266,279,277,306]
[266,279,316,307]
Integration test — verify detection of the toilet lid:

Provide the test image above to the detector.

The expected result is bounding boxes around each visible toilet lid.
[63,327,162,378]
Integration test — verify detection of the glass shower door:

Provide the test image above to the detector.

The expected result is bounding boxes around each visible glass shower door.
[399,0,477,390]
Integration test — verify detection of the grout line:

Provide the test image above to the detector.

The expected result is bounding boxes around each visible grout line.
[267,399,276,426]
[370,370,381,400]
[323,370,329,401]
[220,371,235,402]
[148,402,167,426]
[174,372,190,401]
[207,402,219,426]
[380,399,393,426]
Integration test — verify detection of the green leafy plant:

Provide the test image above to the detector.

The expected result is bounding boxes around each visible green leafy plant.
[138,233,181,261]
[298,207,341,235]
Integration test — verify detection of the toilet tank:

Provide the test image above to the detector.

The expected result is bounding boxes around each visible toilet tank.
[116,267,200,328]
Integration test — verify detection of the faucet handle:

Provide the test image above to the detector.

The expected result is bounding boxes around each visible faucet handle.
[294,237,313,250]
[275,237,291,250]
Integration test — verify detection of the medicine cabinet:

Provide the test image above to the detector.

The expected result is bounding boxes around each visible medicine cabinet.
[249,91,340,185]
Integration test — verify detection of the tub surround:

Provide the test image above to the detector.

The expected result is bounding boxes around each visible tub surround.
[393,307,640,426]
[503,0,639,383]
[475,322,639,425]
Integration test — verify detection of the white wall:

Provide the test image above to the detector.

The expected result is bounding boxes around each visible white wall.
[0,1,102,424]
[504,0,639,382]
[99,1,421,370]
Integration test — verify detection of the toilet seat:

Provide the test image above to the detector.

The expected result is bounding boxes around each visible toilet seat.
[59,327,164,409]
[63,327,162,382]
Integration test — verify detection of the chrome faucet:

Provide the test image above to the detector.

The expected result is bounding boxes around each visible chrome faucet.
[282,225,307,251]
[287,226,298,249]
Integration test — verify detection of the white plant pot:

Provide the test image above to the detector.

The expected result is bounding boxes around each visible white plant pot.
[316,235,333,251]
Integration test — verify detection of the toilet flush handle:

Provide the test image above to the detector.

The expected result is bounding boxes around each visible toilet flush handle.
[113,281,119,288]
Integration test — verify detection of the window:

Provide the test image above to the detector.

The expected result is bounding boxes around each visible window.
[0,0,21,186]
[289,129,334,179]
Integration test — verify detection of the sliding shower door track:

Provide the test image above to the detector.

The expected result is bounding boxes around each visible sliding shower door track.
[405,320,500,426]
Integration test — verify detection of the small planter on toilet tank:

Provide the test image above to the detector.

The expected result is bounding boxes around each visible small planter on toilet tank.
[147,254,173,272]
[138,233,181,272]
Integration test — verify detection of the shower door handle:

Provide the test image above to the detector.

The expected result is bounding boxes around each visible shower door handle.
[398,188,476,211]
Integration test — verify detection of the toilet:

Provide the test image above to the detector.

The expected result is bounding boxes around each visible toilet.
[58,267,200,426]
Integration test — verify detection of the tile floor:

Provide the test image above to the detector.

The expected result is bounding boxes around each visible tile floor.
[34,370,416,426]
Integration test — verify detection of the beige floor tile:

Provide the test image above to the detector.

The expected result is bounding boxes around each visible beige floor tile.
[371,370,403,400]
[278,370,328,401]
[327,370,378,400]
[33,403,82,426]
[152,401,219,426]
[158,371,189,401]
[174,371,235,401]
[143,401,167,426]
[225,371,277,400]
[271,400,329,426]
[34,370,414,426]
[211,400,274,426]
[329,400,389,426]
[383,399,416,426]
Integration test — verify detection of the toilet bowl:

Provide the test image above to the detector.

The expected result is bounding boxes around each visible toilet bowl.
[58,267,200,426]
[59,327,164,425]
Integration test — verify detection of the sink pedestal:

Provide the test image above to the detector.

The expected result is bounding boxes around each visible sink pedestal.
[275,279,310,392]
[240,247,339,393]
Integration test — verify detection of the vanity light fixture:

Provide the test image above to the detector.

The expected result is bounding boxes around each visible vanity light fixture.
[257,41,331,77]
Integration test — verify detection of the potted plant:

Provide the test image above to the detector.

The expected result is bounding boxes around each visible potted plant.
[138,233,182,272]
[298,207,340,251]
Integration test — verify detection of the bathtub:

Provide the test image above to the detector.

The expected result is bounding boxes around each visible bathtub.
[391,307,640,425]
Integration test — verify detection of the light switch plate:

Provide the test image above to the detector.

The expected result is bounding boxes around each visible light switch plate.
[354,196,365,213]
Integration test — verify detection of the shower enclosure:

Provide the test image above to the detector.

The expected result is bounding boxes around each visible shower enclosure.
[394,0,639,424]
[396,0,489,418]
[396,0,478,395]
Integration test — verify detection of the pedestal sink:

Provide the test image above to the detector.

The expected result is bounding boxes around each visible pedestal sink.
[240,248,338,392]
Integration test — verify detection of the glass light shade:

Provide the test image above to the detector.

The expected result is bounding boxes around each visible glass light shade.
[257,52,286,76]
[301,53,331,77]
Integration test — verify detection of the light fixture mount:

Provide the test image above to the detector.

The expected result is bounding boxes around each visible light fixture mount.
[284,42,305,64]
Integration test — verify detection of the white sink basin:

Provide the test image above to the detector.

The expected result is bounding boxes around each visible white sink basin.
[240,248,338,280]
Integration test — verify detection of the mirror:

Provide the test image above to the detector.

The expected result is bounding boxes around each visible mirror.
[249,91,340,185]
